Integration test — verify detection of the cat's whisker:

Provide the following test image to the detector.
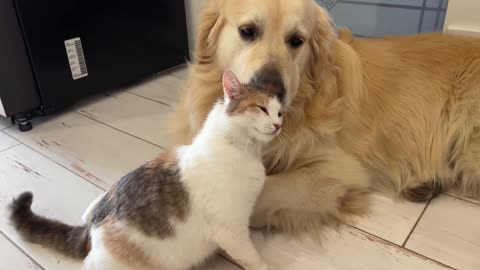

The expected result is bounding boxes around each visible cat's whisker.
[279,131,291,140]
[277,135,286,145]
[277,133,289,145]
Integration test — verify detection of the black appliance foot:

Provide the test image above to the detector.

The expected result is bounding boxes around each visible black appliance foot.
[13,115,33,132]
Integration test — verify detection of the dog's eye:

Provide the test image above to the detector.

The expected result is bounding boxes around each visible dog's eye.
[289,36,304,48]
[257,106,269,115]
[239,25,258,41]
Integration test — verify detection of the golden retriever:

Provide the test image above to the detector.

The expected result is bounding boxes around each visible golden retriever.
[169,0,480,234]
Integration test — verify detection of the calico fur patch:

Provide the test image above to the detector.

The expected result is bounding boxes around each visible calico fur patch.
[90,149,190,238]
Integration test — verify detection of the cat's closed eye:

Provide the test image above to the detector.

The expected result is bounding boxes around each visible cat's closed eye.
[257,106,269,115]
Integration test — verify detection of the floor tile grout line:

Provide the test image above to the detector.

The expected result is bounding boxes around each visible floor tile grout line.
[347,223,401,246]
[347,224,400,246]
[0,126,21,151]
[218,253,242,269]
[0,120,13,131]
[402,246,458,270]
[402,199,431,247]
[158,63,188,79]
[75,111,166,150]
[125,91,174,108]
[0,141,21,154]
[104,88,175,109]
[346,224,457,270]
[168,72,188,80]
[0,229,46,270]
[2,133,108,192]
[170,75,188,80]
[442,192,480,205]
[1,128,16,135]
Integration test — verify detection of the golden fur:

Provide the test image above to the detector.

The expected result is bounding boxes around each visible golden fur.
[169,0,480,234]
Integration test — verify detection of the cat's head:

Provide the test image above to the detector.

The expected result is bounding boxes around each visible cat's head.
[222,71,284,143]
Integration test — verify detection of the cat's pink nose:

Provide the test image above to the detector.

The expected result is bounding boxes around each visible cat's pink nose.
[273,123,282,131]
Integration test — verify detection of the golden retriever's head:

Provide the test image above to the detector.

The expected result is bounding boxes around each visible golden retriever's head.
[195,0,335,106]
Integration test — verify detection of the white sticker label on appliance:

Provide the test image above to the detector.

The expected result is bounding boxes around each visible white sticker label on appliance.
[0,97,6,117]
[65,37,88,80]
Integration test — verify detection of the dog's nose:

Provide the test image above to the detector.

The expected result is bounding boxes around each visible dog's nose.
[249,64,286,102]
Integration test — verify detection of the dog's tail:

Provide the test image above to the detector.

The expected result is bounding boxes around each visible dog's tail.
[9,192,91,259]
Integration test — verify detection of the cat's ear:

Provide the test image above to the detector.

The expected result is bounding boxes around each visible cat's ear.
[222,71,244,100]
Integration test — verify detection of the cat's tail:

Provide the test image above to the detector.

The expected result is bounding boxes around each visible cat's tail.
[9,192,91,259]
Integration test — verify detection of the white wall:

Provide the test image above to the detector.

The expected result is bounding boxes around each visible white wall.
[184,0,205,56]
[444,0,480,36]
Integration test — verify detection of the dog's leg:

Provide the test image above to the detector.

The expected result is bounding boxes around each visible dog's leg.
[452,134,480,198]
[251,148,371,233]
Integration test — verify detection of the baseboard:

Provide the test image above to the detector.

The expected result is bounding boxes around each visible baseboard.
[445,25,480,37]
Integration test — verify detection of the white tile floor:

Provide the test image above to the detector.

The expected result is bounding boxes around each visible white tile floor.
[0,66,479,270]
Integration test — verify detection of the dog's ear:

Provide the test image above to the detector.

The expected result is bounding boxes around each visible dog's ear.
[195,0,225,67]
[307,6,336,84]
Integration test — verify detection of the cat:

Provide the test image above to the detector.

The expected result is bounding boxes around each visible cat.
[9,70,284,270]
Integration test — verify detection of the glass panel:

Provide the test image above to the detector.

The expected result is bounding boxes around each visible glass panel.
[317,0,449,37]
[426,0,440,8]
[338,0,424,7]
[421,10,438,32]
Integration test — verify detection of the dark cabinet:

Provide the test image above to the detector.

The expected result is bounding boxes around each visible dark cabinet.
[0,0,190,131]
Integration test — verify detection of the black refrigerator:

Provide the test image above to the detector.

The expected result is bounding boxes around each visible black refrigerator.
[0,0,190,131]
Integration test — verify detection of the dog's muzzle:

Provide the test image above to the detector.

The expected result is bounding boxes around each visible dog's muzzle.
[249,64,286,103]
